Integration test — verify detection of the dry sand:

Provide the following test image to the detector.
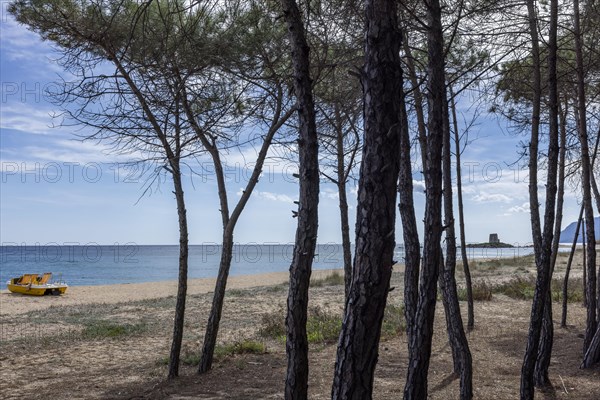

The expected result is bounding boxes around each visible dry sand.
[1,253,599,399]
[0,269,340,316]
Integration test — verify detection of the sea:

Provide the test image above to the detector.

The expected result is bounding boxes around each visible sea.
[0,243,538,287]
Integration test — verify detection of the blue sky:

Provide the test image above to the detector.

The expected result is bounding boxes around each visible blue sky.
[0,12,583,247]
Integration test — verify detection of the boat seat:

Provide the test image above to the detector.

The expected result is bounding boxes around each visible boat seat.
[38,273,52,285]
[18,274,34,285]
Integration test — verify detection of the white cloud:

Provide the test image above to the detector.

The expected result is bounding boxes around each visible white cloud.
[321,188,339,200]
[412,179,426,193]
[472,192,513,203]
[506,202,530,214]
[251,190,295,203]
[0,104,57,134]
[1,18,54,64]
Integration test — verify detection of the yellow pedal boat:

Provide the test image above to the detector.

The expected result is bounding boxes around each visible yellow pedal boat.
[7,273,68,296]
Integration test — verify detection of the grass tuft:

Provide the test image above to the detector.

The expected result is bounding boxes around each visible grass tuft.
[493,276,584,302]
[458,280,493,301]
[81,320,147,339]
[306,306,342,344]
[214,340,267,359]
[311,272,345,287]
[259,303,405,344]
[381,304,405,338]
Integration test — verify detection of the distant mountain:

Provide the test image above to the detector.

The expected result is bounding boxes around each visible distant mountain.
[559,216,600,243]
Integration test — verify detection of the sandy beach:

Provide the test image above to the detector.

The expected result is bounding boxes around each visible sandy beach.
[1,253,598,399]
[0,269,340,316]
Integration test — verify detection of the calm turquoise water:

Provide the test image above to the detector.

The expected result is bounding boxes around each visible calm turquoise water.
[1,244,537,287]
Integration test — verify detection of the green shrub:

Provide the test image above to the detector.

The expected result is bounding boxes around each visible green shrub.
[182,353,201,366]
[259,306,342,344]
[551,277,584,303]
[493,276,584,302]
[493,276,536,299]
[259,308,286,340]
[306,306,342,343]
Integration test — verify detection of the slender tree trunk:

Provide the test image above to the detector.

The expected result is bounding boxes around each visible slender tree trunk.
[334,105,353,300]
[194,97,291,374]
[331,0,402,397]
[450,85,474,331]
[440,96,473,399]
[398,62,420,338]
[574,0,597,354]
[401,29,427,167]
[562,205,584,327]
[403,0,445,397]
[338,177,353,300]
[589,131,600,214]
[168,164,189,379]
[583,225,587,307]
[525,2,543,256]
[521,0,560,396]
[280,1,320,397]
[521,1,543,395]
[198,230,233,373]
[534,45,564,385]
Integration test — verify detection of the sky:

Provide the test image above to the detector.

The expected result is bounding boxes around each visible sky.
[0,10,583,247]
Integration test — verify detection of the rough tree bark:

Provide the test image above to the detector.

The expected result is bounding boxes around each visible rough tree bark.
[279,0,320,397]
[403,0,445,398]
[331,0,402,397]
[521,0,560,396]
[534,3,561,383]
[534,35,564,384]
[439,96,473,399]
[398,61,421,340]
[574,0,597,354]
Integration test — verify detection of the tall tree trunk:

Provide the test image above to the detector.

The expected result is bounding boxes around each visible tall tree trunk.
[520,0,544,395]
[168,164,189,379]
[403,0,445,397]
[524,1,543,256]
[521,0,560,396]
[334,104,354,300]
[440,96,473,399]
[535,45,564,385]
[192,93,291,374]
[398,61,421,339]
[561,205,584,327]
[574,0,597,354]
[331,0,402,397]
[279,1,320,398]
[449,85,474,331]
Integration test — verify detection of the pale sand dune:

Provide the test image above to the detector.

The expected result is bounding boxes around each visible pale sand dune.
[0,269,343,316]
